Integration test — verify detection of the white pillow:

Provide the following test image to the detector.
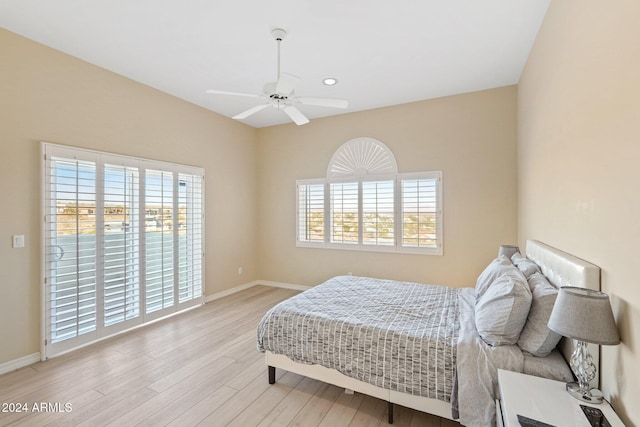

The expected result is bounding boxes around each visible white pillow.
[475,255,513,300]
[517,272,561,357]
[511,252,541,279]
[475,269,532,346]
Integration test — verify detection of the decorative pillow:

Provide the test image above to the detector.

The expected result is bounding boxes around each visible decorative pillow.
[517,272,561,357]
[511,252,541,279]
[475,255,513,300]
[475,269,532,346]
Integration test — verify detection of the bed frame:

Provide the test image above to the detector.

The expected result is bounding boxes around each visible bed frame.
[264,240,600,423]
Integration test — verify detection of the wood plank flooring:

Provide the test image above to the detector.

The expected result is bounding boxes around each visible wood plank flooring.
[0,285,458,426]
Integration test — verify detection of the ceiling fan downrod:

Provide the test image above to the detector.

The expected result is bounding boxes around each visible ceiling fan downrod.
[272,28,287,82]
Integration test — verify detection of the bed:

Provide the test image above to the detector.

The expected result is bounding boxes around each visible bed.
[256,240,600,426]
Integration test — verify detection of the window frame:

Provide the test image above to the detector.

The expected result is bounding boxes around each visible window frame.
[296,171,443,255]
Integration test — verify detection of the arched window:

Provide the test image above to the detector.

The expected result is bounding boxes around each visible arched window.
[327,137,398,177]
[296,137,443,255]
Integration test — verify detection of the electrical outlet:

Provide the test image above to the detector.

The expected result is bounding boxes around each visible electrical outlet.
[237,267,243,275]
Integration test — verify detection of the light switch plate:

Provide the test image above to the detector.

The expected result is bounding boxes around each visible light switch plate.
[12,235,25,248]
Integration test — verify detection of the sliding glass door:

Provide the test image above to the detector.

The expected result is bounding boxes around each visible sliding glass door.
[43,143,204,358]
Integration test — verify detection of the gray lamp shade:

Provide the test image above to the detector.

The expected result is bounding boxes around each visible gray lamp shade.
[547,287,620,345]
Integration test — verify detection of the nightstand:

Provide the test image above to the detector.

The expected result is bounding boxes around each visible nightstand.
[497,369,625,426]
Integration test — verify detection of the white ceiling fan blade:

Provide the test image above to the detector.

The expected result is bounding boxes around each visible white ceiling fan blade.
[205,89,261,99]
[283,106,310,126]
[275,72,300,96]
[233,104,270,120]
[295,97,349,109]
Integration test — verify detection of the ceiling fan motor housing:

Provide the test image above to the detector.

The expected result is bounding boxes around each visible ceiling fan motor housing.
[263,81,293,104]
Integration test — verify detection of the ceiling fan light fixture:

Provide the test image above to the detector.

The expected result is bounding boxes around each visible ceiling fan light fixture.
[323,77,338,86]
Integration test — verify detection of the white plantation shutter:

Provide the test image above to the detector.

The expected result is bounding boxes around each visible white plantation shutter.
[44,154,98,345]
[42,143,204,358]
[330,182,359,244]
[178,173,203,304]
[144,169,174,314]
[296,182,324,244]
[103,163,140,328]
[362,180,394,246]
[401,172,442,253]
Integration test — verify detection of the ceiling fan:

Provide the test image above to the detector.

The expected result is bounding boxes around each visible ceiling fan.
[206,28,348,126]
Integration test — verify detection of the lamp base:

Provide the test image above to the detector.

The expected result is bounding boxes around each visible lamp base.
[566,382,604,404]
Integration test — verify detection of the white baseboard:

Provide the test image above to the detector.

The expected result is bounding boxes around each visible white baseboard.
[204,279,311,303]
[0,352,41,375]
[254,280,312,292]
[204,281,260,303]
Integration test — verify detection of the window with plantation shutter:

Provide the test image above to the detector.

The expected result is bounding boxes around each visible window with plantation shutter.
[362,180,394,246]
[401,173,441,252]
[42,143,204,358]
[296,182,324,244]
[330,182,359,244]
[295,137,442,255]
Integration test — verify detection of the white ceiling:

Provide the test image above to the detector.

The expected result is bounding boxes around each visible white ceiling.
[0,0,550,128]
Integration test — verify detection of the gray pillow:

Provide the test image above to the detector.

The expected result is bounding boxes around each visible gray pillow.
[475,268,532,346]
[522,349,573,382]
[475,255,513,300]
[517,272,561,357]
[511,252,541,279]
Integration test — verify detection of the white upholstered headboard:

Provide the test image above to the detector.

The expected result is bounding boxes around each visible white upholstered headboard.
[526,240,600,292]
[525,240,601,387]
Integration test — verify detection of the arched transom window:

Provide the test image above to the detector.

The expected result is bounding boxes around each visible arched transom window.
[327,137,398,177]
[296,137,443,255]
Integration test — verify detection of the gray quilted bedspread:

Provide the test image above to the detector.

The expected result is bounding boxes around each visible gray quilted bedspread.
[257,275,460,401]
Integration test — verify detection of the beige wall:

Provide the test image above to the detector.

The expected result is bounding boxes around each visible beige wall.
[0,29,259,364]
[257,86,518,288]
[518,1,640,425]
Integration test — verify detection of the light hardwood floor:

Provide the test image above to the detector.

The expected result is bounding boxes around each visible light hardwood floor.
[0,285,459,426]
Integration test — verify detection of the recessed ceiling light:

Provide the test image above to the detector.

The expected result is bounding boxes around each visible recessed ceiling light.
[323,78,338,86]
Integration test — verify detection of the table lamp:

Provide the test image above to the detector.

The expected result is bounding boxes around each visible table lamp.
[547,287,620,403]
[498,245,519,258]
